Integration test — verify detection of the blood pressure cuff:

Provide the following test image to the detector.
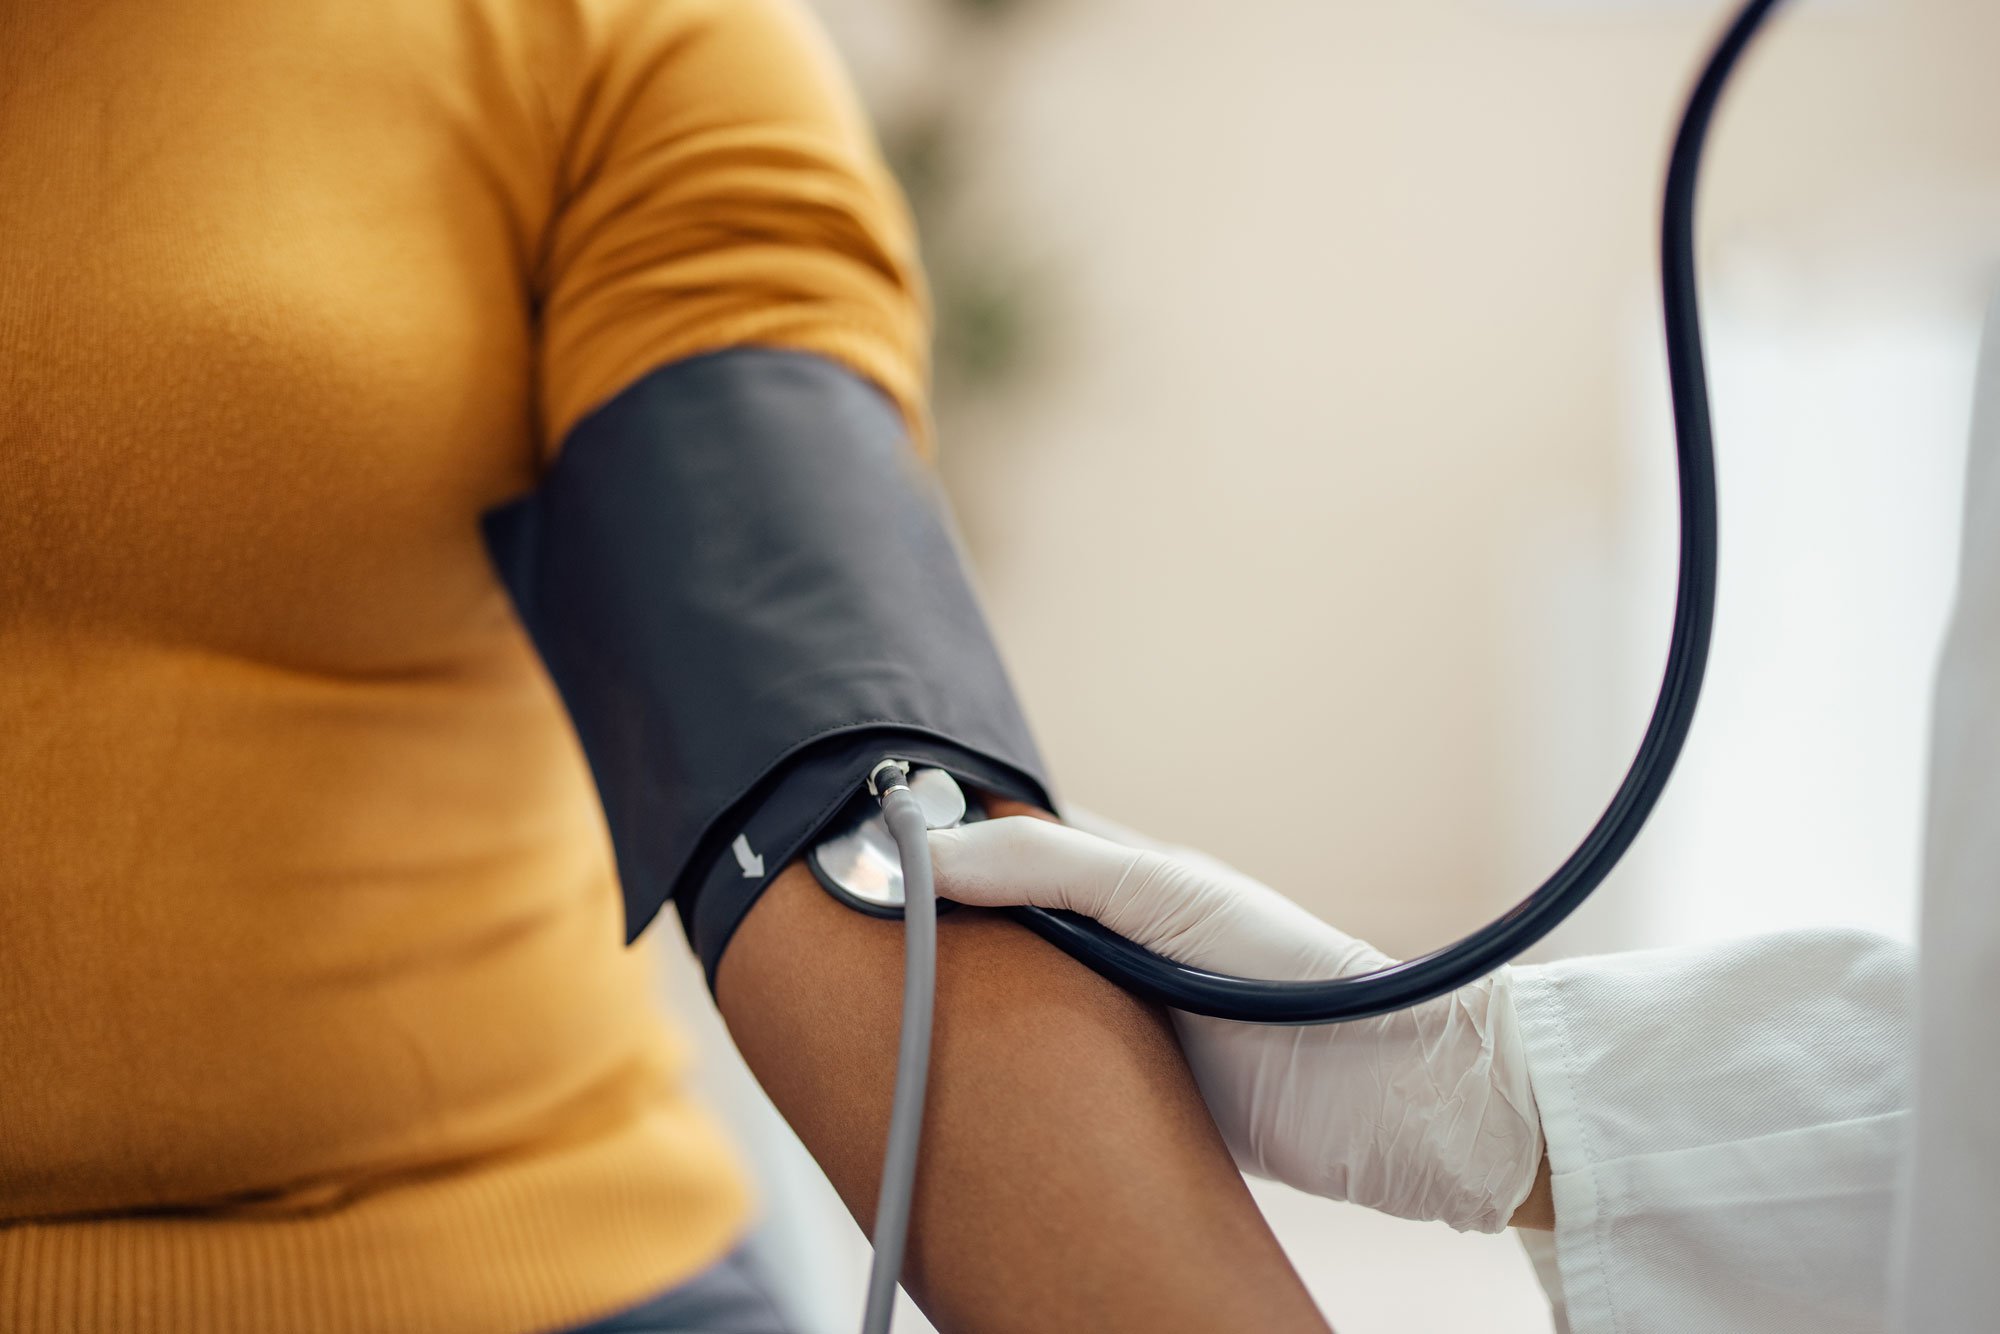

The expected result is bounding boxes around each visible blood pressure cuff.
[482,348,1052,983]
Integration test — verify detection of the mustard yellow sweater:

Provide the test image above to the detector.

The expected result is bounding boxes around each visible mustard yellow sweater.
[0,0,926,1329]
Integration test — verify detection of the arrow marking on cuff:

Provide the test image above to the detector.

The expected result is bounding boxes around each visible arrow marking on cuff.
[731,834,765,879]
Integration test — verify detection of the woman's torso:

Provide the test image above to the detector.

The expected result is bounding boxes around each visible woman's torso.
[0,0,704,1223]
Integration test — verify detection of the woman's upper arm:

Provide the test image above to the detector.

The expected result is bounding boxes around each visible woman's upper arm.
[533,0,927,454]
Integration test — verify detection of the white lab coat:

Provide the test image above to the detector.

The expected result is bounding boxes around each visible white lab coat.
[1510,295,2000,1334]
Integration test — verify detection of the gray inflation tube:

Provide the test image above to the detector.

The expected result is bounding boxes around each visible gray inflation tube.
[862,780,937,1334]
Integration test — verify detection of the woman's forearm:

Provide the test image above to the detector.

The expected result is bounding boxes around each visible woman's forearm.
[716,856,1328,1332]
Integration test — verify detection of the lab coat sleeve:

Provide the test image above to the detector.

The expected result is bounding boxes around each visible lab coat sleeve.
[1510,929,1913,1334]
[1892,290,2000,1331]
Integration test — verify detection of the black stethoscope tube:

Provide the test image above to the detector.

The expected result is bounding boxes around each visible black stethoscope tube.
[1011,0,1784,1024]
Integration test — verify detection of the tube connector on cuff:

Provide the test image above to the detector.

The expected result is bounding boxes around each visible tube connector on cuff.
[868,758,913,800]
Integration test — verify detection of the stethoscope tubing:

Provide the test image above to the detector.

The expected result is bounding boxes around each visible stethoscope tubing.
[1014,0,1785,1025]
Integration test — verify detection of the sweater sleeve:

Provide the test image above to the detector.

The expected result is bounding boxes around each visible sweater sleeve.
[533,0,928,453]
[1511,929,1913,1334]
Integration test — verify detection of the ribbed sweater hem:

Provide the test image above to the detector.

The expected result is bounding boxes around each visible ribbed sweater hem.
[0,1093,754,1334]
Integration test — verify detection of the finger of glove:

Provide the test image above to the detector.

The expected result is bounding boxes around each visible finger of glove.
[931,817,1383,979]
[1035,810,1379,975]
[928,817,1180,946]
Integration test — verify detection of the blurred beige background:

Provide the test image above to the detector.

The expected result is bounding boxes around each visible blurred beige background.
[672,1,2000,1329]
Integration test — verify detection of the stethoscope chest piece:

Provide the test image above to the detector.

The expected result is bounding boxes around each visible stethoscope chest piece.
[809,766,974,916]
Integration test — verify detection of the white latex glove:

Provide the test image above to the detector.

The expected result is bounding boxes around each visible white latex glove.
[929,816,1544,1234]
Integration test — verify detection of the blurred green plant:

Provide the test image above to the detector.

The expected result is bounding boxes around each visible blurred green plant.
[877,0,1047,421]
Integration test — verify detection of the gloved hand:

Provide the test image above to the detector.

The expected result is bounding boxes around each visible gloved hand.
[928,816,1545,1234]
